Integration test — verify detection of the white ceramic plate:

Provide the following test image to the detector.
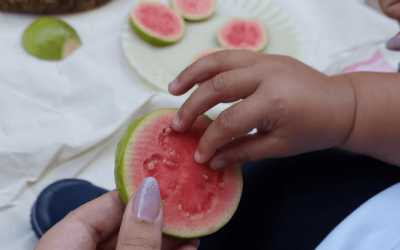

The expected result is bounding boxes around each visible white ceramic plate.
[122,0,301,93]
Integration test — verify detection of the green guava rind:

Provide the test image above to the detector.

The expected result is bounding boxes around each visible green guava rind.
[129,3,185,46]
[115,115,147,205]
[171,0,216,22]
[217,18,268,53]
[115,108,243,239]
[22,17,81,60]
[129,18,178,46]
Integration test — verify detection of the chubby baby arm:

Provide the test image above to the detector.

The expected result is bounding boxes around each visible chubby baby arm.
[336,72,400,166]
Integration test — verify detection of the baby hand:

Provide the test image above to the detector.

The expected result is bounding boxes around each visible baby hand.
[169,50,356,169]
[379,0,400,50]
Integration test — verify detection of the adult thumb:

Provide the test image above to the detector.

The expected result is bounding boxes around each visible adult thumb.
[116,177,163,250]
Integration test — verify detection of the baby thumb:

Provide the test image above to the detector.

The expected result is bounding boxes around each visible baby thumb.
[116,177,163,250]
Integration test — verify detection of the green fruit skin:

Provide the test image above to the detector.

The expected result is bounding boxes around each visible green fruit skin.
[174,6,215,22]
[179,12,214,22]
[171,0,215,22]
[115,114,147,205]
[114,109,242,239]
[130,17,184,46]
[22,17,81,60]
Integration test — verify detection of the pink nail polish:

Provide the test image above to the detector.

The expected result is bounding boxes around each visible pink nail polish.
[169,79,178,91]
[133,177,160,221]
[211,159,227,170]
[386,32,400,51]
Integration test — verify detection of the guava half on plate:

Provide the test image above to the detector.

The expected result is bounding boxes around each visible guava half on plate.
[217,18,268,52]
[171,0,216,21]
[130,1,185,46]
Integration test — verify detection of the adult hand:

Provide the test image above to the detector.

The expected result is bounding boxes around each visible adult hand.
[34,177,199,250]
[168,50,356,169]
[379,0,400,50]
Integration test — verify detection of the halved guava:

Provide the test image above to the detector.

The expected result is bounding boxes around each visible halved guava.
[217,18,268,52]
[130,1,185,46]
[193,48,223,61]
[115,109,243,239]
[171,0,216,21]
[22,17,81,60]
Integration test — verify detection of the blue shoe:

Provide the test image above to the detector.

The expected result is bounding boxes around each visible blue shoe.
[31,179,108,238]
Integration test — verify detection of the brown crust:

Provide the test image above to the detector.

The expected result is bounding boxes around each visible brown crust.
[0,0,112,14]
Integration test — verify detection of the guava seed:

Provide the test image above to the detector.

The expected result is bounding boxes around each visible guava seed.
[178,204,183,211]
[147,162,155,170]
[218,182,226,189]
[203,174,209,180]
[163,127,172,136]
[166,161,175,166]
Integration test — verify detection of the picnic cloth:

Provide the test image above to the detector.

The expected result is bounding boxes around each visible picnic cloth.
[0,0,398,249]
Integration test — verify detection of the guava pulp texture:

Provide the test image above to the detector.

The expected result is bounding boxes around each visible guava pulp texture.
[130,1,185,46]
[217,18,268,52]
[115,109,243,239]
[22,17,81,60]
[172,0,215,21]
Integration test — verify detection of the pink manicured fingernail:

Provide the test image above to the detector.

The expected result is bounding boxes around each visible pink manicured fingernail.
[194,150,202,163]
[133,177,160,221]
[169,79,178,91]
[171,116,180,127]
[386,32,400,51]
[211,159,227,170]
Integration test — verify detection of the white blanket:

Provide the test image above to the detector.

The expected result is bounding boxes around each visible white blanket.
[317,183,400,250]
[0,0,398,249]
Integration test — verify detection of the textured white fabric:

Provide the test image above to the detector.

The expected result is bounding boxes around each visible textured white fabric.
[316,183,400,250]
[0,0,398,249]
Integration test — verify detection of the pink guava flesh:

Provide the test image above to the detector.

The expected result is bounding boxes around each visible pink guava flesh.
[125,110,242,237]
[62,39,81,59]
[173,0,213,17]
[218,19,267,51]
[133,2,183,39]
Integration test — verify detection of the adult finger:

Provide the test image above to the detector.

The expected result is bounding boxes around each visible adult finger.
[99,223,199,250]
[168,49,257,95]
[175,241,200,250]
[194,94,272,165]
[34,190,125,250]
[172,67,262,132]
[97,231,119,250]
[160,238,199,250]
[116,177,200,250]
[116,177,163,250]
